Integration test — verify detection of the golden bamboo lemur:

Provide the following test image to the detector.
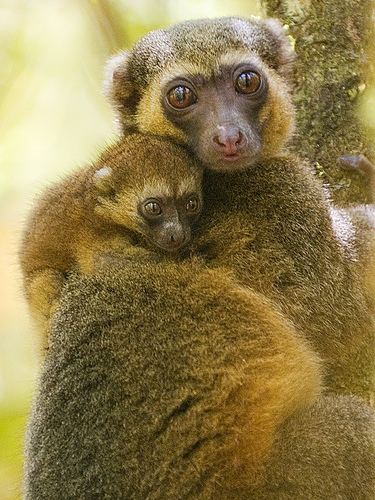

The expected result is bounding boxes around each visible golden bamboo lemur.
[19,133,203,345]
[25,265,375,499]
[105,16,375,401]
[25,262,324,499]
[23,18,375,499]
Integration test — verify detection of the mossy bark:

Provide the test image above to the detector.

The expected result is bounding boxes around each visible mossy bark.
[263,0,375,205]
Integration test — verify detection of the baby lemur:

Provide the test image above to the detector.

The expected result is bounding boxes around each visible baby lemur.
[20,133,203,343]
[105,16,375,401]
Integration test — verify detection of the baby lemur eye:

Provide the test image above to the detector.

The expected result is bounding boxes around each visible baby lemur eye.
[167,85,197,109]
[235,71,262,94]
[143,200,162,217]
[186,197,200,213]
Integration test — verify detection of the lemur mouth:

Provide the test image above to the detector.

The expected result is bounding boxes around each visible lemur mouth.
[223,154,241,161]
[156,238,189,254]
[212,152,255,172]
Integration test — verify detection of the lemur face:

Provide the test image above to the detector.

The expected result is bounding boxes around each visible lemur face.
[137,192,202,252]
[106,17,296,172]
[160,56,270,171]
[96,183,202,253]
[92,134,203,254]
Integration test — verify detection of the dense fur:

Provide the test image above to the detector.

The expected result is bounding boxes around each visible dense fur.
[25,265,375,499]
[19,133,202,345]
[26,262,321,498]
[197,158,375,400]
[105,17,375,400]
[23,16,375,498]
[253,394,375,499]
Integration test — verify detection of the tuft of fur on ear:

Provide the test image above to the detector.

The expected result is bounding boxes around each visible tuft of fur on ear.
[93,166,114,194]
[262,19,296,82]
[103,51,139,133]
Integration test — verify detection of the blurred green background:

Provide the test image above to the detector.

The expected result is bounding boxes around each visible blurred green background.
[0,1,373,498]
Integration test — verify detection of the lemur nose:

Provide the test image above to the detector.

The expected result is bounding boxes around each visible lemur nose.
[169,229,185,247]
[213,127,245,155]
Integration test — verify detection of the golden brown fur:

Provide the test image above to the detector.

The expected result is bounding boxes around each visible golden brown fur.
[25,264,375,499]
[22,130,324,492]
[196,159,375,401]
[19,133,202,344]
[22,17,375,497]
[25,260,323,498]
[106,17,375,401]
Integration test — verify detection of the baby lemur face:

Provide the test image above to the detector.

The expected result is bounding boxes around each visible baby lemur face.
[106,17,296,172]
[137,192,201,252]
[94,134,203,253]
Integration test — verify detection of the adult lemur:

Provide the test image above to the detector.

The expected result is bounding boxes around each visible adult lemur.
[105,16,374,400]
[22,133,323,491]
[24,17,375,500]
[26,263,374,499]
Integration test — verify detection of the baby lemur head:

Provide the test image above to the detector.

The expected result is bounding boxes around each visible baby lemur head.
[93,134,203,253]
[105,17,296,172]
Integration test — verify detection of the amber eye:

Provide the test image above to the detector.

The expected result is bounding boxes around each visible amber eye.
[235,71,262,94]
[143,200,162,217]
[186,197,200,213]
[167,85,197,109]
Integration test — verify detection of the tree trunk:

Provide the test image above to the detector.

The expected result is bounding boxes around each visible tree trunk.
[262,0,375,205]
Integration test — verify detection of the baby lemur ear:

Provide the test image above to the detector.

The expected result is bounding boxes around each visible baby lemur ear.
[93,166,115,195]
[104,51,138,132]
[262,18,296,81]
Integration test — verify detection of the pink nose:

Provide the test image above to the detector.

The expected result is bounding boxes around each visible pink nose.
[213,127,245,155]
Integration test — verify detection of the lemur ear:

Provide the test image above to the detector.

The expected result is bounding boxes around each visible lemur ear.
[104,51,139,133]
[93,166,115,195]
[262,19,296,81]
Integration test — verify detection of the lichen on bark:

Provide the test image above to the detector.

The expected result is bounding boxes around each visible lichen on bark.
[263,0,375,205]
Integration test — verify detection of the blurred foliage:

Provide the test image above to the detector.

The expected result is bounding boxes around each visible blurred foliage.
[0,0,261,498]
[0,0,373,499]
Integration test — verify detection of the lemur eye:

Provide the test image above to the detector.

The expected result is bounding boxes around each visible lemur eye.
[143,201,162,217]
[186,197,200,213]
[235,71,262,94]
[167,86,197,109]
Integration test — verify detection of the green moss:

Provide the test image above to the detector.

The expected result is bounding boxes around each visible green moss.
[264,0,375,204]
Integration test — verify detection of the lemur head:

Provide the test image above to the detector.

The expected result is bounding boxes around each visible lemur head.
[93,134,203,253]
[105,17,296,172]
